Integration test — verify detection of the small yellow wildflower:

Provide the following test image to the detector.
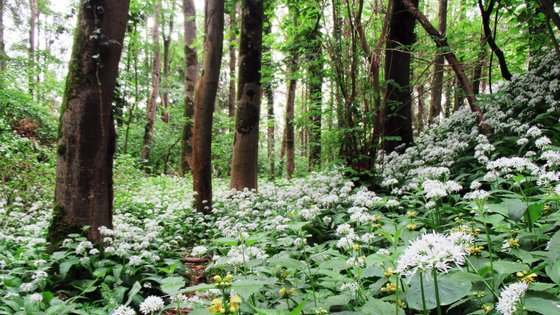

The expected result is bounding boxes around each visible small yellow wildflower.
[517,271,537,282]
[406,223,417,231]
[406,211,417,218]
[229,295,241,312]
[384,268,394,278]
[482,304,492,313]
[353,244,361,251]
[213,275,222,283]
[372,223,381,229]
[380,282,397,293]
[454,217,464,223]
[469,245,484,255]
[315,308,328,314]
[224,274,233,282]
[507,238,520,248]
[279,287,295,297]
[209,298,225,314]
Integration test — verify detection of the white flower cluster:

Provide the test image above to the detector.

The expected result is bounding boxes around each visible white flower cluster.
[496,282,529,315]
[422,180,462,199]
[395,231,473,277]
[112,305,136,315]
[226,245,268,265]
[139,295,165,314]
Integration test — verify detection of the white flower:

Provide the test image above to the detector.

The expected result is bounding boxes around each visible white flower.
[340,282,359,292]
[128,255,142,266]
[535,136,551,148]
[139,295,165,314]
[464,189,490,200]
[191,246,208,257]
[395,232,473,277]
[470,181,482,190]
[29,293,43,303]
[526,126,542,138]
[516,138,529,146]
[496,282,528,315]
[346,256,365,268]
[386,199,400,208]
[112,305,137,315]
[377,248,390,255]
[19,282,36,292]
[322,216,332,225]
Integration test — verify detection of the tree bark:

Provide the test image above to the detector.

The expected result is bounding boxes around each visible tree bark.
[161,0,175,124]
[382,0,417,153]
[28,0,37,97]
[192,0,224,213]
[179,0,198,175]
[47,0,130,249]
[228,3,237,118]
[428,0,447,125]
[285,68,297,179]
[307,13,323,172]
[538,0,560,33]
[263,11,275,177]
[478,0,512,81]
[140,0,162,163]
[230,0,264,191]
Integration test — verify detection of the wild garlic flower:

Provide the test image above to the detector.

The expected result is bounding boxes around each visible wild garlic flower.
[191,245,208,257]
[29,293,43,303]
[112,305,136,315]
[139,295,165,314]
[395,231,473,277]
[464,189,490,200]
[496,282,528,315]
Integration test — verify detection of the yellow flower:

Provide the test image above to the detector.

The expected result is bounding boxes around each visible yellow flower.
[381,282,397,293]
[517,271,537,282]
[469,245,484,255]
[372,223,381,229]
[213,275,223,283]
[229,295,241,312]
[406,211,417,218]
[482,304,492,313]
[454,217,464,223]
[507,238,520,248]
[352,244,361,251]
[384,268,394,278]
[224,274,233,282]
[279,287,295,297]
[406,223,417,231]
[209,298,225,314]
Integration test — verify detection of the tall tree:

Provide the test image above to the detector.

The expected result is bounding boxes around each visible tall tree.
[428,0,447,125]
[230,0,264,190]
[179,0,198,175]
[140,0,162,162]
[228,2,238,118]
[262,5,275,177]
[192,0,224,212]
[478,0,512,81]
[160,0,176,123]
[0,0,5,73]
[306,7,323,171]
[284,6,299,180]
[47,0,130,248]
[382,0,417,153]
[28,0,37,97]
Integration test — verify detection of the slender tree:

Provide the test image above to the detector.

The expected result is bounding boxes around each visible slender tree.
[428,0,447,125]
[228,2,237,118]
[140,0,162,162]
[262,6,275,177]
[192,0,224,212]
[0,0,5,73]
[179,0,198,175]
[478,0,512,81]
[47,0,130,249]
[306,8,323,171]
[161,0,176,123]
[28,0,37,97]
[284,6,299,179]
[382,0,417,153]
[230,0,264,191]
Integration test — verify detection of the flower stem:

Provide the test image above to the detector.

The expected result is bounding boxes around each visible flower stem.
[420,272,428,315]
[433,270,442,315]
[395,276,400,315]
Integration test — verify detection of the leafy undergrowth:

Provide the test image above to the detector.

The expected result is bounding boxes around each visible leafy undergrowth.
[1,54,560,315]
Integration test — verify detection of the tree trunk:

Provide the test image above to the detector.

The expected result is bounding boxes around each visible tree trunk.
[28,0,37,97]
[538,0,560,33]
[416,83,424,132]
[140,0,162,163]
[161,1,175,124]
[0,0,6,73]
[263,11,275,177]
[285,68,297,179]
[472,32,487,94]
[382,0,417,153]
[230,0,264,191]
[228,3,237,118]
[307,18,323,171]
[478,0,512,81]
[192,0,224,213]
[428,0,447,125]
[47,0,130,250]
[179,0,198,175]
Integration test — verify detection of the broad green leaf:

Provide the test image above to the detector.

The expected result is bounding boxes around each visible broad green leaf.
[545,260,560,285]
[406,273,472,311]
[288,298,307,315]
[504,199,527,221]
[547,230,560,263]
[59,259,79,279]
[213,237,238,246]
[525,297,560,315]
[182,283,216,293]
[231,280,268,300]
[527,203,544,225]
[362,299,405,315]
[125,281,141,306]
[160,276,186,296]
[493,260,529,275]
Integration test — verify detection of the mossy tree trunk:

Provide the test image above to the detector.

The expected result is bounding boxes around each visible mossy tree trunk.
[192,0,224,213]
[230,0,264,191]
[179,0,198,175]
[428,0,447,125]
[47,0,130,250]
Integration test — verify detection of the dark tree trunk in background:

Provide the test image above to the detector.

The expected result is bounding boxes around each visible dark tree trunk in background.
[0,0,5,73]
[228,3,237,118]
[161,0,175,124]
[47,0,130,250]
[230,0,264,191]
[382,0,417,153]
[179,0,198,175]
[307,17,323,172]
[478,0,512,81]
[285,6,299,180]
[141,0,162,163]
[192,0,224,213]
[538,0,560,33]
[472,33,487,94]
[28,0,37,97]
[263,10,275,177]
[428,0,447,125]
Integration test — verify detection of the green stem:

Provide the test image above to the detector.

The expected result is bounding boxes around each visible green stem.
[395,276,400,315]
[433,270,442,315]
[484,224,497,300]
[420,272,428,315]
[465,258,499,302]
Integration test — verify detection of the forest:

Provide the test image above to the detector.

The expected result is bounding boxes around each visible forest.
[1,0,560,314]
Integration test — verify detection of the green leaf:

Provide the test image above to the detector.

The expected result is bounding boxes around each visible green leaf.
[182,283,217,293]
[59,259,79,279]
[288,298,307,315]
[362,299,405,315]
[504,199,527,221]
[231,280,268,300]
[525,297,560,315]
[213,237,238,246]
[527,203,544,225]
[545,260,560,285]
[125,281,141,306]
[160,276,186,296]
[547,230,560,263]
[493,260,529,275]
[406,273,472,311]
